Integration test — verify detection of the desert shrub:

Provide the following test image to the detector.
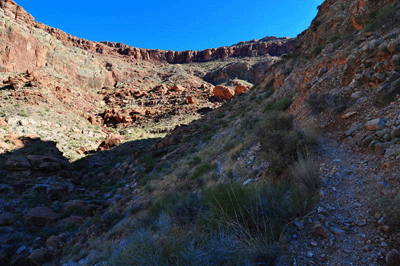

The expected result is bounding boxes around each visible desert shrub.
[311,19,322,31]
[381,193,400,228]
[307,91,349,113]
[187,155,201,167]
[139,153,158,172]
[202,180,318,246]
[109,226,251,266]
[100,211,124,232]
[190,162,217,180]
[255,111,316,178]
[149,192,201,224]
[312,45,323,57]
[363,3,397,32]
[17,109,30,117]
[307,92,328,113]
[289,154,320,192]
[271,97,293,111]
[328,34,342,43]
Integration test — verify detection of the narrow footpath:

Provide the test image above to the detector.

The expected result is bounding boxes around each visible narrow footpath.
[278,138,399,265]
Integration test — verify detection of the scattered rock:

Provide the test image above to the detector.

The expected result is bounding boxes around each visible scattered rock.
[187,96,198,105]
[345,122,363,136]
[365,118,386,131]
[311,223,329,239]
[331,227,345,235]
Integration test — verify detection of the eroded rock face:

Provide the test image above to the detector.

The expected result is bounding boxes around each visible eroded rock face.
[101,38,294,64]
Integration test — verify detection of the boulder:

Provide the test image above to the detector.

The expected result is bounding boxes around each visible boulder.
[4,157,31,171]
[345,122,363,136]
[213,85,235,101]
[33,177,74,200]
[187,96,198,105]
[391,127,400,139]
[235,85,249,95]
[374,78,400,107]
[365,118,385,131]
[28,248,50,265]
[0,118,7,127]
[360,135,374,148]
[3,134,24,149]
[386,249,400,266]
[375,142,393,156]
[98,134,124,151]
[170,84,185,92]
[23,207,60,227]
[311,223,329,239]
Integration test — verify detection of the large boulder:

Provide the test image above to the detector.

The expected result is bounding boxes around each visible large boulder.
[373,77,400,107]
[23,207,60,227]
[365,118,385,131]
[98,134,124,151]
[235,85,249,95]
[213,85,235,101]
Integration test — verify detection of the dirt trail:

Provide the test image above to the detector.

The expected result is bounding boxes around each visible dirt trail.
[278,138,395,265]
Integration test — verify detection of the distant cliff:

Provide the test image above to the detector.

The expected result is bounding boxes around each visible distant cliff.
[0,0,293,65]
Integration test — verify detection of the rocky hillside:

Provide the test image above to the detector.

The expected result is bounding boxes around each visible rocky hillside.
[0,0,291,161]
[1,0,400,265]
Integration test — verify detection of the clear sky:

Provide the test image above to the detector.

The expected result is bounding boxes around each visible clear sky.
[15,0,324,51]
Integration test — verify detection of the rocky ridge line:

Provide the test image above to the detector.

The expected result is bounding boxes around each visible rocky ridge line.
[0,0,294,65]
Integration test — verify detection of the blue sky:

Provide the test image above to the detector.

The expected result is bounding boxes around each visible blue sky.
[15,0,324,51]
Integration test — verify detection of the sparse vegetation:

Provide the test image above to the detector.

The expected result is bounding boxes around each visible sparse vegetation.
[363,3,397,32]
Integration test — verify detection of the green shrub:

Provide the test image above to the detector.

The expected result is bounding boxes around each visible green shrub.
[271,97,293,111]
[190,162,217,180]
[100,211,124,231]
[312,46,323,57]
[139,153,158,172]
[328,34,342,43]
[307,92,328,113]
[17,109,30,117]
[289,154,320,192]
[202,180,318,244]
[363,3,397,32]
[109,227,250,266]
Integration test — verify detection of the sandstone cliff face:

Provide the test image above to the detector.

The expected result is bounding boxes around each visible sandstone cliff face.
[101,38,294,64]
[0,0,293,67]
